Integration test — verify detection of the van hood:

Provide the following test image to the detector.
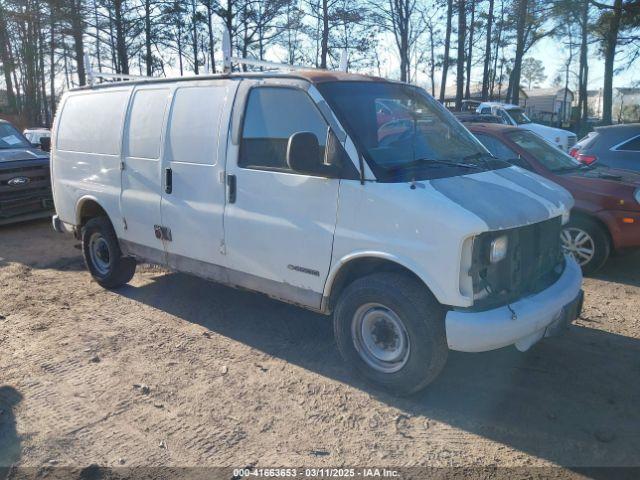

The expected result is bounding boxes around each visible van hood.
[0,148,49,163]
[519,122,572,140]
[428,166,574,231]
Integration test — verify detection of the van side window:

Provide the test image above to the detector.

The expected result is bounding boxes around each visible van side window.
[240,88,328,172]
[125,89,168,159]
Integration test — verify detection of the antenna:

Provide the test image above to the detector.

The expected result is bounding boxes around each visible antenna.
[84,53,94,86]
[339,50,348,72]
[222,26,232,73]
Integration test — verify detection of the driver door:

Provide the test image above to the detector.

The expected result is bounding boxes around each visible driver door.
[223,85,341,309]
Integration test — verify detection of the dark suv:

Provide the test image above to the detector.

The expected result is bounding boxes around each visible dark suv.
[0,119,53,225]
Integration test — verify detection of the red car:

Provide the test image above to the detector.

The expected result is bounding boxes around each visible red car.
[468,123,640,273]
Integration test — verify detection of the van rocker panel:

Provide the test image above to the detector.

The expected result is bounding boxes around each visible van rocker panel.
[445,256,583,353]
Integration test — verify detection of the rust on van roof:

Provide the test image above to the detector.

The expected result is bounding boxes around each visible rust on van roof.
[286,70,388,84]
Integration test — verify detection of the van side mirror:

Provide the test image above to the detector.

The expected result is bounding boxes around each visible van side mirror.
[286,131,320,174]
[39,136,51,152]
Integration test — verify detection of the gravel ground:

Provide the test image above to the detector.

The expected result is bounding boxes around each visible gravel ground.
[1,220,639,476]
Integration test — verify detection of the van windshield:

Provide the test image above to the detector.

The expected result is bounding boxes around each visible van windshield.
[0,123,31,149]
[317,82,507,181]
[507,108,532,125]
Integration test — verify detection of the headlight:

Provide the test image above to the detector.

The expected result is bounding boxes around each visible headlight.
[635,189,640,204]
[489,235,508,264]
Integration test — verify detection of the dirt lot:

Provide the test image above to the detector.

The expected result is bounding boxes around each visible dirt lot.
[1,220,640,474]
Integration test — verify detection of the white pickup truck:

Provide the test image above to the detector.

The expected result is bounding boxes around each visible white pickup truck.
[50,69,583,395]
[477,102,577,151]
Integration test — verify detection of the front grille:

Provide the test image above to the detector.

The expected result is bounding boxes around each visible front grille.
[471,217,563,310]
[0,162,53,219]
[567,135,577,148]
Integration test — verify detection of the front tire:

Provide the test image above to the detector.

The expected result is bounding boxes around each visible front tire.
[333,272,448,396]
[82,216,136,288]
[561,216,610,275]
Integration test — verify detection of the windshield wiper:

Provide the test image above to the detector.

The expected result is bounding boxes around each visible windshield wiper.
[389,158,484,171]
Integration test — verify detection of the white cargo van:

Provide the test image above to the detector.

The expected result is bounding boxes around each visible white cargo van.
[476,102,577,151]
[50,69,583,394]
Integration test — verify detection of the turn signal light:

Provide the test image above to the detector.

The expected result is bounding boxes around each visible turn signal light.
[622,218,635,224]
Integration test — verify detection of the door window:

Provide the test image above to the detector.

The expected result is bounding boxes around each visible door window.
[239,87,328,172]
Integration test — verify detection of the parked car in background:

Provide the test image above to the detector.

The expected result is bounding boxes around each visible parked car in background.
[476,102,577,151]
[469,123,640,273]
[453,112,503,124]
[570,124,640,173]
[51,71,582,394]
[0,120,53,225]
[23,127,51,150]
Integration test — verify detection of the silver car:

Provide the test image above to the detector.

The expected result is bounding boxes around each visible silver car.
[571,124,640,173]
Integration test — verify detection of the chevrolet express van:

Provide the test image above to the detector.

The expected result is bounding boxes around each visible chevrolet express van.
[50,70,583,394]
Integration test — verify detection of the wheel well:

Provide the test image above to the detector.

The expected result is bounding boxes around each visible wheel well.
[77,200,108,229]
[326,257,427,312]
[570,210,612,248]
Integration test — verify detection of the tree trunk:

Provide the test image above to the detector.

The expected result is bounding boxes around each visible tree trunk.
[145,0,152,75]
[0,3,17,112]
[191,0,198,74]
[481,0,494,100]
[206,2,216,73]
[439,0,453,102]
[428,22,436,97]
[455,0,466,110]
[94,0,102,72]
[601,0,622,125]
[50,9,56,118]
[490,0,504,99]
[465,0,475,99]
[70,0,87,85]
[113,0,128,74]
[320,0,328,69]
[507,0,527,105]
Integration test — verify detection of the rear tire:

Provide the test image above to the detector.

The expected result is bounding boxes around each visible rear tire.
[561,216,610,275]
[333,272,448,396]
[82,216,136,288]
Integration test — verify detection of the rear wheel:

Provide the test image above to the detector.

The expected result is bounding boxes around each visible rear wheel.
[82,216,136,288]
[333,272,448,396]
[561,216,610,274]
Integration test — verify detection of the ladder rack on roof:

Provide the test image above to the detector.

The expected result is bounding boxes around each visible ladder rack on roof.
[221,28,348,73]
[84,26,348,86]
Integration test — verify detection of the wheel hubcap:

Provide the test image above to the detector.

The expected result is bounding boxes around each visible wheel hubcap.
[351,303,410,373]
[561,227,595,266]
[89,233,111,276]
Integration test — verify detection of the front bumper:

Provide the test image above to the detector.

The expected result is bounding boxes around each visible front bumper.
[446,256,583,352]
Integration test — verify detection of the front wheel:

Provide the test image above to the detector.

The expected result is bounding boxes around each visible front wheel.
[561,216,610,274]
[333,272,448,396]
[82,216,136,288]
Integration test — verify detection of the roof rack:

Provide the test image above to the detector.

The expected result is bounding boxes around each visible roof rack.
[221,28,348,73]
[84,26,348,86]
